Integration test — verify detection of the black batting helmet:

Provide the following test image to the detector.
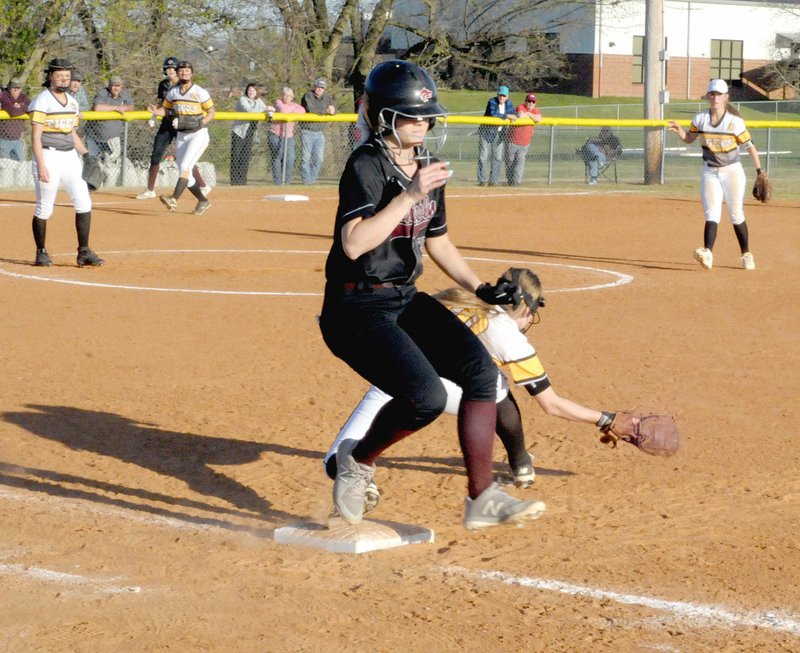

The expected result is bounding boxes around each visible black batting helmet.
[176,61,193,72]
[42,58,73,87]
[44,58,74,74]
[364,60,446,133]
[162,56,179,71]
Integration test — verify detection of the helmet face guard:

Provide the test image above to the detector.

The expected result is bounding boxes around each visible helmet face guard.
[376,109,448,159]
[365,60,448,156]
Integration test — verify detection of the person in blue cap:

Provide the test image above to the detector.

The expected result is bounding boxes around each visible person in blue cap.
[477,85,517,186]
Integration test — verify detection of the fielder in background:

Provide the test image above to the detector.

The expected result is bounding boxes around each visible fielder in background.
[28,58,104,268]
[137,57,210,200]
[324,268,667,502]
[147,60,214,215]
[506,92,542,186]
[668,79,762,271]
[319,60,544,531]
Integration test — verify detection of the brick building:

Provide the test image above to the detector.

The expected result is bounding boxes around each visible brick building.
[387,0,800,99]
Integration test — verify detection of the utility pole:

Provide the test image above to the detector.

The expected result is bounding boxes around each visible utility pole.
[644,0,664,184]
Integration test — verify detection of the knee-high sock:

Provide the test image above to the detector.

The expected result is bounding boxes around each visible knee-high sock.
[173,177,189,199]
[495,393,531,470]
[75,212,91,248]
[704,221,718,250]
[188,183,206,201]
[32,216,47,250]
[192,166,206,187]
[459,399,496,499]
[733,221,750,254]
[353,397,441,465]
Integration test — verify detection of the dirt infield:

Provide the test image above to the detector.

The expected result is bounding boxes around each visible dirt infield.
[1,186,798,652]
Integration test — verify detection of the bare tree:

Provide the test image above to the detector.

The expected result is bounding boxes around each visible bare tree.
[390,0,576,90]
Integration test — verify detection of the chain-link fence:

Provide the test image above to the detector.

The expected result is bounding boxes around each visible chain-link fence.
[2,113,799,190]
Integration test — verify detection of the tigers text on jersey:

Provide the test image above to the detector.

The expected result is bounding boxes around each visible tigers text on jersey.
[29,90,80,150]
[325,137,448,286]
[163,83,214,118]
[689,110,752,167]
[456,307,551,395]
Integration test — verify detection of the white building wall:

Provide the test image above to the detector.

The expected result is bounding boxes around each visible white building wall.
[558,0,800,58]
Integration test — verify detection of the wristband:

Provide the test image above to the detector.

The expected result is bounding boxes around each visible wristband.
[756,168,764,175]
[596,411,616,431]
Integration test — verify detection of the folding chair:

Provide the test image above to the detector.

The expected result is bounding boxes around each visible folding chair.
[577,139,619,184]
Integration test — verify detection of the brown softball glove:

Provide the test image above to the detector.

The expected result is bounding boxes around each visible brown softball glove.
[599,413,680,456]
[752,171,772,203]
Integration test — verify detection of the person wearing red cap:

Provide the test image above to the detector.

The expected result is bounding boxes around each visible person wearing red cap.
[506,93,542,186]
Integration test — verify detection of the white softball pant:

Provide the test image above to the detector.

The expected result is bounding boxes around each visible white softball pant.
[175,128,209,186]
[323,372,509,466]
[701,161,746,225]
[32,148,91,220]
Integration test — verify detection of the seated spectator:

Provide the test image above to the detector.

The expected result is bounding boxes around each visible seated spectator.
[577,126,621,185]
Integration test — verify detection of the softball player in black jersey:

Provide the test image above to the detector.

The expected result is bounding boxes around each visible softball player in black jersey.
[319,60,545,530]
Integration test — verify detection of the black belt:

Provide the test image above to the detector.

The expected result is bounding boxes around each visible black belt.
[342,281,397,291]
[45,146,74,152]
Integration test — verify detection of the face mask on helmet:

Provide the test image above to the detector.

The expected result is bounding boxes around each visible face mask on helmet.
[375,109,447,160]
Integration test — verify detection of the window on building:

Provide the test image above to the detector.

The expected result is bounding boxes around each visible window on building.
[633,35,669,85]
[710,39,743,85]
[633,35,644,84]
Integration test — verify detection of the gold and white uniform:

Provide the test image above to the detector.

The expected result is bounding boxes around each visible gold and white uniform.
[162,82,213,183]
[689,110,755,225]
[29,89,91,219]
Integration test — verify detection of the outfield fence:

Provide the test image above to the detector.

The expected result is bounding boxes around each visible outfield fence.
[2,110,799,190]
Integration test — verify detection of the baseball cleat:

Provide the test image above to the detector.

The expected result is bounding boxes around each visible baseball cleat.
[34,248,53,267]
[364,481,380,513]
[511,464,536,489]
[159,195,177,212]
[463,482,546,530]
[332,439,375,525]
[193,200,211,215]
[136,189,156,199]
[693,247,713,270]
[741,252,755,270]
[76,247,104,267]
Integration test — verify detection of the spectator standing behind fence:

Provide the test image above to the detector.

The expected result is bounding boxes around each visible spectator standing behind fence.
[67,71,90,112]
[580,126,621,185]
[0,79,30,161]
[85,76,133,165]
[268,86,305,185]
[477,85,516,186]
[231,83,271,186]
[300,78,335,184]
[506,92,542,186]
[137,57,209,200]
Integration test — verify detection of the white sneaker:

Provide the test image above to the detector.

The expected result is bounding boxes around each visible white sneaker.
[693,247,713,270]
[200,185,212,196]
[588,178,598,186]
[741,252,756,270]
[136,189,156,199]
